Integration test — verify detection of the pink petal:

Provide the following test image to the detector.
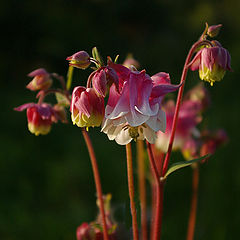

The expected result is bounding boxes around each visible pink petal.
[28,68,48,77]
[188,50,202,71]
[151,72,171,86]
[14,103,36,111]
[92,69,107,97]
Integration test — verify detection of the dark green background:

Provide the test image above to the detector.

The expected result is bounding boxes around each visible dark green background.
[1,0,239,239]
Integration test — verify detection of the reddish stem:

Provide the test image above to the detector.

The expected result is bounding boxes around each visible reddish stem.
[162,39,213,176]
[137,140,148,240]
[126,143,139,240]
[81,129,109,240]
[146,142,163,240]
[186,166,199,240]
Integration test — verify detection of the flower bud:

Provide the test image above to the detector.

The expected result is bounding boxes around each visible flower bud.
[66,51,91,69]
[71,87,105,128]
[207,24,222,38]
[189,46,232,86]
[91,67,119,97]
[26,68,52,91]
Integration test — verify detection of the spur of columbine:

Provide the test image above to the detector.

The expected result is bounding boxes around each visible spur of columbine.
[101,64,181,145]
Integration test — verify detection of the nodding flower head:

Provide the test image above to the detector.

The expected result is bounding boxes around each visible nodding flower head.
[189,45,231,86]
[101,63,181,145]
[14,103,57,136]
[66,51,91,69]
[70,87,105,129]
[26,68,52,91]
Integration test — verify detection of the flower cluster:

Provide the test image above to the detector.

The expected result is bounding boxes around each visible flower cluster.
[14,23,232,240]
[68,50,180,145]
[15,68,69,135]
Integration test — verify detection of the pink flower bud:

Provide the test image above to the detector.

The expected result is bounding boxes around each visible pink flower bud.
[71,87,105,128]
[66,51,91,69]
[91,67,119,97]
[92,69,107,97]
[207,24,222,38]
[26,68,52,91]
[189,46,232,86]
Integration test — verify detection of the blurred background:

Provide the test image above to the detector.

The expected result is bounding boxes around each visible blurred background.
[1,0,240,239]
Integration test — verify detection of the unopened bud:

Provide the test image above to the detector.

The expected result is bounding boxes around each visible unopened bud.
[207,24,222,38]
[66,51,91,69]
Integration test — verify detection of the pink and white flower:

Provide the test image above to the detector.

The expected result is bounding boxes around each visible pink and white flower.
[101,64,180,145]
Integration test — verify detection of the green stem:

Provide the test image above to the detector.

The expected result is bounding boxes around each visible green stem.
[66,65,74,90]
[81,129,109,240]
[137,140,148,240]
[126,143,139,240]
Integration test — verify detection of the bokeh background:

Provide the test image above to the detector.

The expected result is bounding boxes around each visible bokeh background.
[1,0,240,239]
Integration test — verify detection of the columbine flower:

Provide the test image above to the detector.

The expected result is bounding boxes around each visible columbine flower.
[155,99,202,152]
[26,68,52,91]
[66,51,91,69]
[14,103,57,136]
[70,87,105,129]
[189,45,231,86]
[101,64,180,145]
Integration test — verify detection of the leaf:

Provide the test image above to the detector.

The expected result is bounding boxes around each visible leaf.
[92,47,104,66]
[55,92,70,107]
[162,154,210,180]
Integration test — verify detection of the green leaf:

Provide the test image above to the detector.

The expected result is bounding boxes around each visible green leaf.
[55,92,70,107]
[92,47,104,66]
[162,154,210,180]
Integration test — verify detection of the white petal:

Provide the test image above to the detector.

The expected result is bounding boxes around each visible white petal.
[115,128,132,145]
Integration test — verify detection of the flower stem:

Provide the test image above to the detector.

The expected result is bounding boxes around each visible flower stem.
[162,39,213,176]
[186,166,199,240]
[126,143,139,240]
[66,65,74,90]
[137,140,148,240]
[81,129,109,240]
[146,142,163,240]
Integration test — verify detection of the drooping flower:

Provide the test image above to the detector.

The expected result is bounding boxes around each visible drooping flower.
[70,87,105,129]
[14,103,57,136]
[26,68,52,91]
[155,99,202,152]
[66,51,91,69]
[101,63,180,145]
[189,45,231,86]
